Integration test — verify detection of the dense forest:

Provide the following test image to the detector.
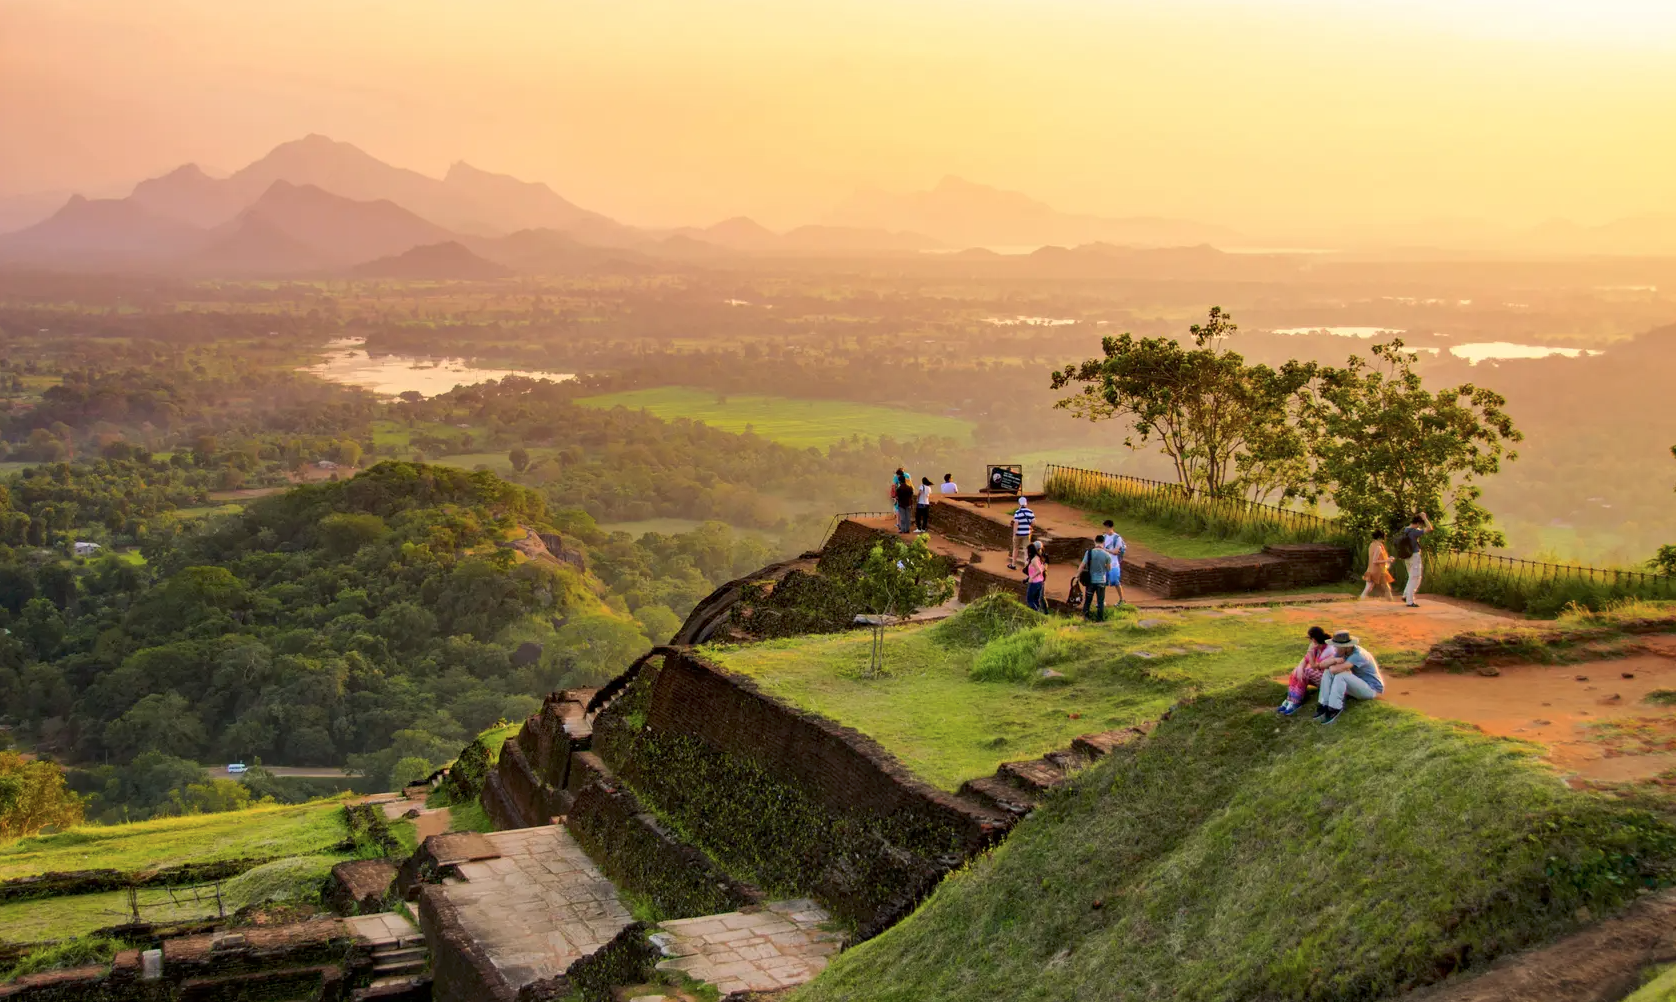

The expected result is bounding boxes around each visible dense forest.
[0,459,778,819]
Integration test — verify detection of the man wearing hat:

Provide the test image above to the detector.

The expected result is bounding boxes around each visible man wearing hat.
[1315,630,1384,724]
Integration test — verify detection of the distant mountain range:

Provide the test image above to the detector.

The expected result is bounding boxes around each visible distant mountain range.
[0,136,954,277]
[8,136,1674,276]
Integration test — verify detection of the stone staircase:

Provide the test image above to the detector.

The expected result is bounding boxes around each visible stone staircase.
[344,912,430,1001]
[958,723,1155,817]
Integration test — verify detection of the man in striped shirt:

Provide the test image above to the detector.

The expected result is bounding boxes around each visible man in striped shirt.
[1008,496,1036,569]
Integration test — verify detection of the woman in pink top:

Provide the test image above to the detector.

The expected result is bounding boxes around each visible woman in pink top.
[1278,625,1337,716]
[1024,542,1048,612]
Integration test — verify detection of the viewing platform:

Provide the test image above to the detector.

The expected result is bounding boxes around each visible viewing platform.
[840,491,1352,606]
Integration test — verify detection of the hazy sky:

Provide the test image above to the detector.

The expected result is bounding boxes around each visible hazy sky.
[4,0,1675,232]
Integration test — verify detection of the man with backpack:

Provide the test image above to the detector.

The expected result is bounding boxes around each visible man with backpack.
[1394,512,1433,608]
[1100,519,1127,604]
[894,476,916,534]
[1078,536,1113,622]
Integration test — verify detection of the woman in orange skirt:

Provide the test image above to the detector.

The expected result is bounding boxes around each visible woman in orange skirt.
[1359,529,1396,601]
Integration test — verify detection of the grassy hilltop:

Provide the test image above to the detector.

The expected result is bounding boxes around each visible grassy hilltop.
[797,682,1676,1001]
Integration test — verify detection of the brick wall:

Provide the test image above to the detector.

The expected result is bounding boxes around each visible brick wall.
[482,689,596,830]
[418,886,515,1002]
[1122,543,1351,598]
[589,650,1009,935]
[565,770,757,919]
[925,500,1014,550]
[642,651,998,853]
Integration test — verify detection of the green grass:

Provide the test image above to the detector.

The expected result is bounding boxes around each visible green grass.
[476,723,521,761]
[577,387,974,449]
[0,801,350,880]
[431,452,515,474]
[704,599,1429,791]
[798,683,1676,1002]
[220,855,337,912]
[1101,517,1263,559]
[1627,965,1676,1002]
[164,503,244,521]
[1,936,120,981]
[445,800,495,834]
[0,888,220,942]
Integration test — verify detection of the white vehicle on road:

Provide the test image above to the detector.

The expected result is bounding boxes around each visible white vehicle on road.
[226,762,248,774]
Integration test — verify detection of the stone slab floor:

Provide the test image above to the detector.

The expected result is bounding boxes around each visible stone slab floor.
[653,899,842,995]
[434,825,633,990]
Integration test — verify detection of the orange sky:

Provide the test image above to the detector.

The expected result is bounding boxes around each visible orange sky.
[3,0,1675,233]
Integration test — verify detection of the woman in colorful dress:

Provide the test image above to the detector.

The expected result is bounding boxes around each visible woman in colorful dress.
[1278,625,1337,716]
[1359,529,1396,602]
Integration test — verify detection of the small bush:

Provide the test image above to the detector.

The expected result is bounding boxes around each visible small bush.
[2,937,121,981]
[221,855,336,912]
[971,626,1073,684]
[933,593,1045,649]
[1646,690,1676,707]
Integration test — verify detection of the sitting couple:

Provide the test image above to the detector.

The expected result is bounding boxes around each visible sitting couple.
[1277,626,1384,725]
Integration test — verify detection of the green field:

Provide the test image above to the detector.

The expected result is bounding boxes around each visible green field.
[704,598,1425,791]
[1079,514,1262,559]
[0,801,350,880]
[577,387,974,449]
[0,888,217,943]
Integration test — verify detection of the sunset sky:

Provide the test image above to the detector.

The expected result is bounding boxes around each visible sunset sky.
[3,0,1675,234]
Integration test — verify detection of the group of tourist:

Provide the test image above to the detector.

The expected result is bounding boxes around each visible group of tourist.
[1278,625,1385,724]
[890,469,958,534]
[1360,512,1433,608]
[1013,499,1126,621]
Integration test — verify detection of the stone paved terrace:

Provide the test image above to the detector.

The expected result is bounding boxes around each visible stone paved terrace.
[653,899,842,995]
[434,825,633,991]
[344,911,421,945]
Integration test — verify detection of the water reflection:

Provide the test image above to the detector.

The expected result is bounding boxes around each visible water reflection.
[1448,342,1603,364]
[300,338,574,397]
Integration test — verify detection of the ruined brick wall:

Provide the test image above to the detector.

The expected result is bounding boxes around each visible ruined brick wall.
[959,543,1349,602]
[564,766,757,919]
[1121,544,1351,598]
[642,652,995,851]
[482,688,598,830]
[590,650,1007,935]
[925,500,1013,550]
[418,885,514,1002]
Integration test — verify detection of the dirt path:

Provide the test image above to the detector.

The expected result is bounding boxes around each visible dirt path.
[1383,637,1676,785]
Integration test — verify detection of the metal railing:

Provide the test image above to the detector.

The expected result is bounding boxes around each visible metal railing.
[1427,548,1676,601]
[1038,463,1676,609]
[1041,464,1343,542]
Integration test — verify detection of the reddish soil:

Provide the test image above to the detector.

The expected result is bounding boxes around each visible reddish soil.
[1275,597,1521,650]
[1384,646,1676,785]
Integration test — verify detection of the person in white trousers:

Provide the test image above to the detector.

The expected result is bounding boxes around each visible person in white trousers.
[1400,512,1433,607]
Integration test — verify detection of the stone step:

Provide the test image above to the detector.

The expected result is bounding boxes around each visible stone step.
[1071,724,1153,761]
[373,958,427,976]
[352,975,429,1002]
[997,758,1066,794]
[369,947,426,963]
[958,775,1039,816]
[652,900,841,997]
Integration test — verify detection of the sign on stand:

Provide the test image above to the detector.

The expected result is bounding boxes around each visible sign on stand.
[985,464,1023,506]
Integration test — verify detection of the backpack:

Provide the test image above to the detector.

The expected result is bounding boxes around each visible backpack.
[1391,531,1416,560]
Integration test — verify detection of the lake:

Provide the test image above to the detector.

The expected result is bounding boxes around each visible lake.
[1271,326,1405,338]
[1449,342,1603,364]
[301,338,574,397]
